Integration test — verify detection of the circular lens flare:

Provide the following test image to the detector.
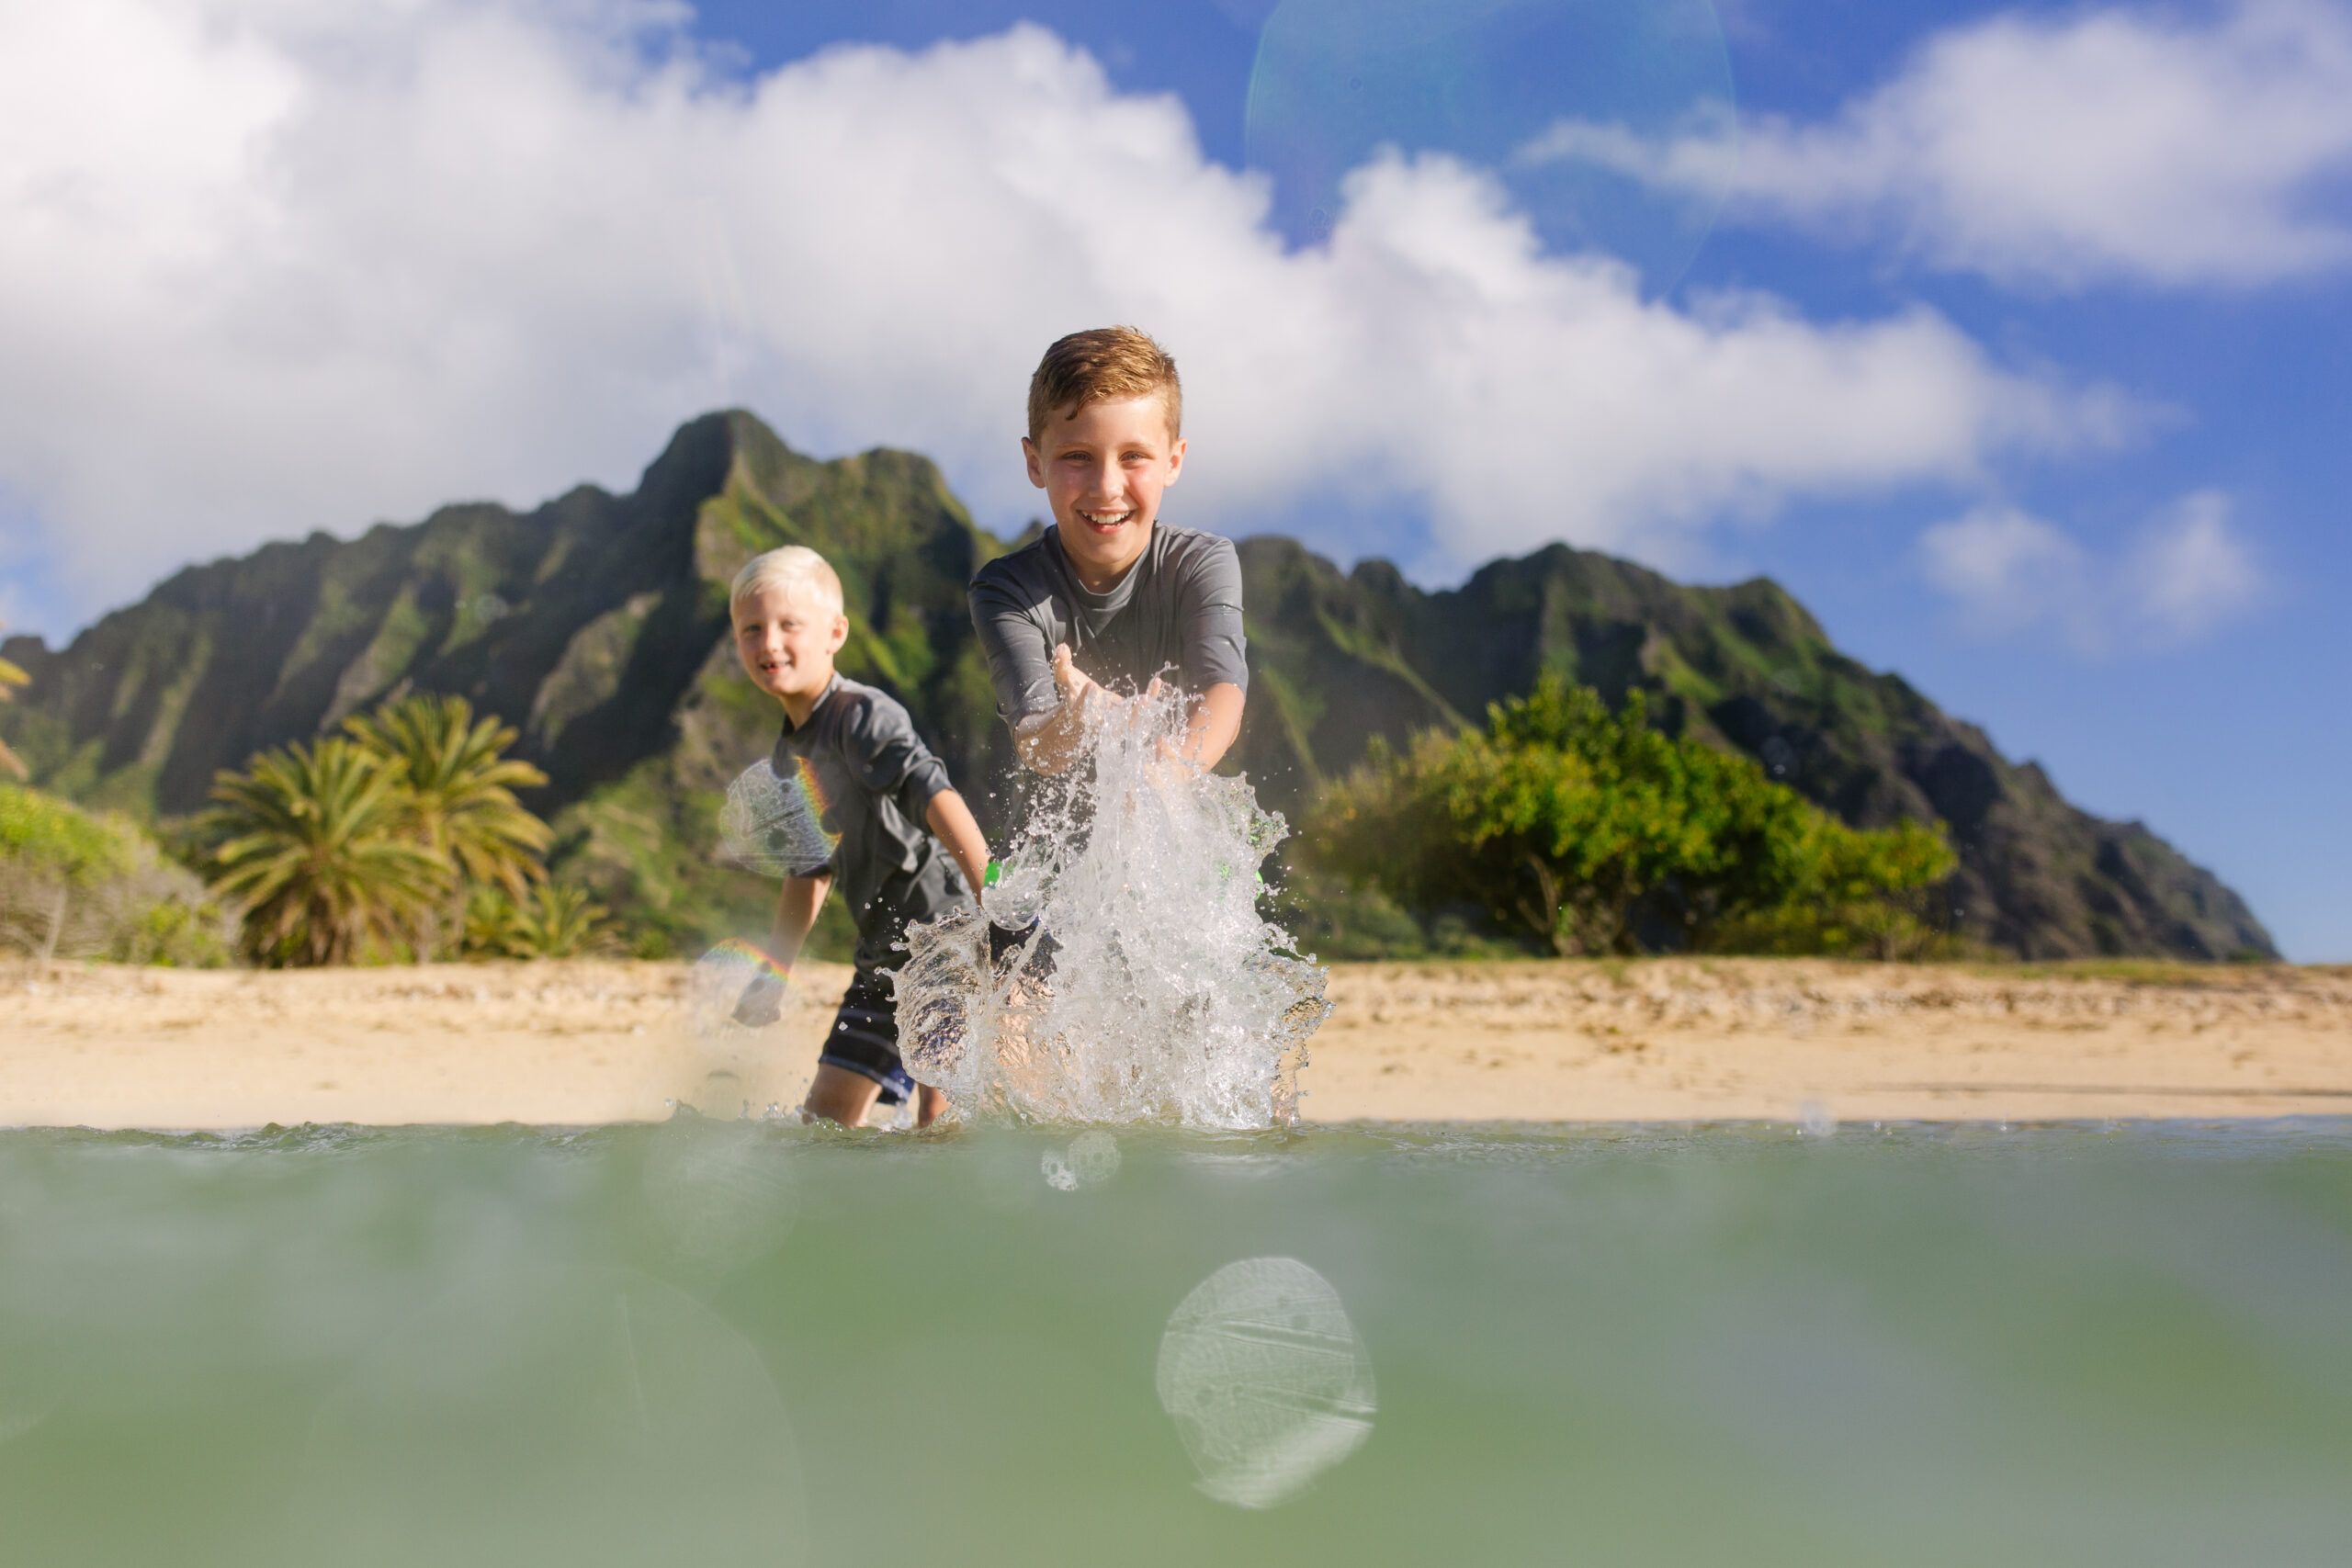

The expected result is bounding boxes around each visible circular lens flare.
[1245,0,1736,292]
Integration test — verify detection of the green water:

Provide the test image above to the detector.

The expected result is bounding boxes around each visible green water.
[2,1118,2349,1565]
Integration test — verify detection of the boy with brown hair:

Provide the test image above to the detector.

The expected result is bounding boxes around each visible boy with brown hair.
[969,326,1249,772]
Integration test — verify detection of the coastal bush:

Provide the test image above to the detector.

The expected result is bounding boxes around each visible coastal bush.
[461,881,616,960]
[1267,864,1532,962]
[1307,677,1956,958]
[0,783,232,964]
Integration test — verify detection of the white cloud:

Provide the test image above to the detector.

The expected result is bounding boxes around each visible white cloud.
[1533,0,2352,288]
[2127,490,2264,635]
[0,1,2134,631]
[1918,505,2093,637]
[1918,492,2263,649]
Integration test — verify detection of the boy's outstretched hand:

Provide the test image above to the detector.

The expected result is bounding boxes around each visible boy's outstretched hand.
[1018,644,1242,774]
[1016,643,1105,774]
[1051,642,1102,711]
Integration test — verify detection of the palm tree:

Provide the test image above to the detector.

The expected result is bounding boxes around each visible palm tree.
[345,694,551,895]
[345,694,551,955]
[202,738,448,965]
[0,625,29,780]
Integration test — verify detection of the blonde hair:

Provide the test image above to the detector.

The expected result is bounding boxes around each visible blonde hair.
[1026,325,1182,445]
[729,546,843,619]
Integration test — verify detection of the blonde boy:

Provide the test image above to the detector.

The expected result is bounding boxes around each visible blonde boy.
[730,546,991,1129]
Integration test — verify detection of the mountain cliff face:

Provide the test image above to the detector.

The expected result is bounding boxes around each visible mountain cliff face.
[1,411,2274,962]
[1230,542,2273,961]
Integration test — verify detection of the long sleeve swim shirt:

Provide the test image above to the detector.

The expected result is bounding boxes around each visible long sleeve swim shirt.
[967,524,1250,731]
[769,673,974,971]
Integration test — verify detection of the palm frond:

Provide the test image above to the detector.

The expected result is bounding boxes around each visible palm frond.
[346,693,551,897]
[201,737,447,965]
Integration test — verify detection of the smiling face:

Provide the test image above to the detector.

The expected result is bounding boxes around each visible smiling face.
[732,582,847,713]
[1022,391,1186,592]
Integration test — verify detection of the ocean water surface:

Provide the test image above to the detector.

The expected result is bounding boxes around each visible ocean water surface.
[0,1117,2348,1565]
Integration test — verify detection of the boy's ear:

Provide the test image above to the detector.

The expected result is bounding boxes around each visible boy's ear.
[1021,436,1045,490]
[826,613,849,654]
[1165,435,1186,485]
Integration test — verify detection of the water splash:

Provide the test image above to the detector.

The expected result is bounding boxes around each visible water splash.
[1155,1256,1376,1508]
[895,686,1329,1128]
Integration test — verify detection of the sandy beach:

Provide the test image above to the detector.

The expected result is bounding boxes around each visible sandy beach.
[2,956,2346,1128]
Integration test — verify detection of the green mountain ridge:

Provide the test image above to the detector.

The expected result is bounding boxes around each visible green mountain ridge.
[1,411,2274,962]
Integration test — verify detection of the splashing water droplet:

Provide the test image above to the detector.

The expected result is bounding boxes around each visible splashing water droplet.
[1155,1257,1375,1508]
[1066,1130,1121,1184]
[1799,1100,1837,1138]
[896,688,1329,1128]
[1041,1130,1122,1191]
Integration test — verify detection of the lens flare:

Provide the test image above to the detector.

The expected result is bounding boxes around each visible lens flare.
[1246,0,1736,291]
[719,759,838,879]
[1156,1256,1376,1509]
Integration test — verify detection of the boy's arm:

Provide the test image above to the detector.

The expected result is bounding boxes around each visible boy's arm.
[923,789,992,906]
[1177,682,1244,769]
[970,574,1077,773]
[1172,537,1249,770]
[768,873,831,971]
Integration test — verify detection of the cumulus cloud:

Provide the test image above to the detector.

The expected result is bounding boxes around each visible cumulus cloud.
[1532,0,2352,288]
[1917,505,2093,638]
[2126,490,2264,636]
[1919,491,2262,649]
[0,0,2133,630]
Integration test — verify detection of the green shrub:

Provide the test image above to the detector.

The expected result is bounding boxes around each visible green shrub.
[1306,676,1957,958]
[461,882,616,960]
[0,783,232,964]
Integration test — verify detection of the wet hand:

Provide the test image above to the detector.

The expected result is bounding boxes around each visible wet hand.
[1051,643,1102,709]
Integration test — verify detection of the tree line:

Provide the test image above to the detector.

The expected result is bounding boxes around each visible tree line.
[193,694,610,965]
[6,662,1960,966]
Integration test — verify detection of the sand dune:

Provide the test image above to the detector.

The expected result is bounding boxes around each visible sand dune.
[2,956,2346,1128]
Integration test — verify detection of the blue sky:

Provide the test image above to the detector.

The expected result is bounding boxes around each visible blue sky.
[0,0,2346,956]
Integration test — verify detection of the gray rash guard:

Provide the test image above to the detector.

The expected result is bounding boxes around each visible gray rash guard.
[967,524,1250,729]
[770,674,974,971]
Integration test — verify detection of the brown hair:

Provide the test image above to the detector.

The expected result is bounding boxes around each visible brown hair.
[1025,326,1182,445]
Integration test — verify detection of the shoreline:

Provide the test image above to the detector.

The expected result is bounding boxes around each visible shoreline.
[3,957,2347,1130]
